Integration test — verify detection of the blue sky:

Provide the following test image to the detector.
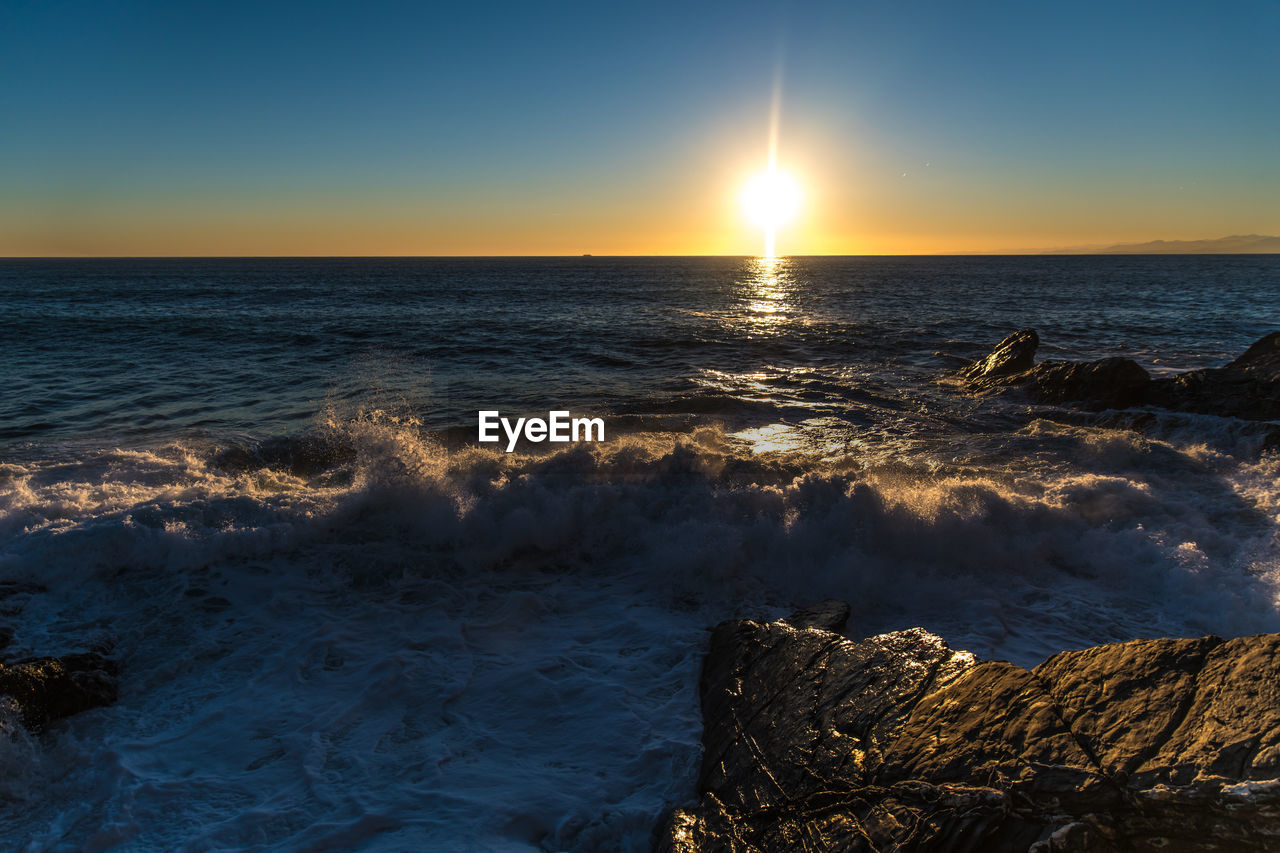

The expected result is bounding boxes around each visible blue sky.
[3,0,1277,254]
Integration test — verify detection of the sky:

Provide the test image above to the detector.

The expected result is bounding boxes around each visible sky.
[2,0,1277,256]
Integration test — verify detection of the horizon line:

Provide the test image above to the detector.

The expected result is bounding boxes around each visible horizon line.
[5,249,1280,260]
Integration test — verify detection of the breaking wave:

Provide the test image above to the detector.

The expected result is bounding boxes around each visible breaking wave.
[2,410,1279,850]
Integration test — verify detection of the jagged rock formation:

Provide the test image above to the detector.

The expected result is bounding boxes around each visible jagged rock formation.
[659,604,1280,852]
[954,329,1280,419]
[958,329,1040,383]
[1144,332,1280,420]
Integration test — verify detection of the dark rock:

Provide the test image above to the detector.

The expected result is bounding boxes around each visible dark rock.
[956,330,1280,422]
[878,661,1102,790]
[1226,331,1280,371]
[1146,333,1280,419]
[1026,357,1151,410]
[784,599,851,632]
[0,652,118,731]
[695,621,972,815]
[1032,636,1219,780]
[955,330,1152,410]
[958,329,1039,383]
[660,605,1280,852]
[1141,634,1280,784]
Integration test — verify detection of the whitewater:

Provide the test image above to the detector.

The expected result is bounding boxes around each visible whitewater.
[2,256,1279,850]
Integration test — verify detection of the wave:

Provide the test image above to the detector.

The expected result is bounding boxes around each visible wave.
[1,415,1279,849]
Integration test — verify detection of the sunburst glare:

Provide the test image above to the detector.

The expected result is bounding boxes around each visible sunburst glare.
[741,170,801,259]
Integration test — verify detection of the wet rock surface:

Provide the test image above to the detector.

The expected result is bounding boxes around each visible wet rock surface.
[954,329,1280,421]
[0,582,118,731]
[1145,331,1280,420]
[0,652,118,732]
[659,604,1280,852]
[1026,357,1151,410]
[958,328,1040,383]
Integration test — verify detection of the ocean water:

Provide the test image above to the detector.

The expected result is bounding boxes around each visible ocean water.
[2,255,1280,851]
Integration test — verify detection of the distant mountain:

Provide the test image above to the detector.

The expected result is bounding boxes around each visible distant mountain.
[1092,234,1280,254]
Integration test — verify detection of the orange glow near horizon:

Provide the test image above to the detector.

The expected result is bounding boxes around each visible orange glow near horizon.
[2,140,1271,258]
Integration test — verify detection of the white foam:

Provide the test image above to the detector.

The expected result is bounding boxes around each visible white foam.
[1,418,1279,849]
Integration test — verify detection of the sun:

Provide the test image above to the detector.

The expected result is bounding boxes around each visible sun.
[742,171,800,227]
[741,170,801,258]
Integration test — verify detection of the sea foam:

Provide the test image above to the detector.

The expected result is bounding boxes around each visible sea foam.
[1,415,1278,850]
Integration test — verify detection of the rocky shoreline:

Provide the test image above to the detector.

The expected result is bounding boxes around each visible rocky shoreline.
[6,333,1280,849]
[656,334,1280,848]
[952,328,1280,424]
[658,601,1280,852]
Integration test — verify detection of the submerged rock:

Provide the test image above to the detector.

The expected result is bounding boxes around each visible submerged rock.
[955,329,1280,421]
[0,652,118,731]
[660,604,1280,852]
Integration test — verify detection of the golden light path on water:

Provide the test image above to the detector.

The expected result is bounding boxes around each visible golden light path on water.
[728,257,830,454]
[744,255,788,321]
[721,258,878,459]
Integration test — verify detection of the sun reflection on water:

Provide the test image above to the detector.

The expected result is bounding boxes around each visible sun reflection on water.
[742,256,794,328]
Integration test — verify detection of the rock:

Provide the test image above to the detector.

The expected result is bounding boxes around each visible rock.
[1138,634,1280,784]
[1226,331,1280,372]
[1031,636,1218,780]
[958,329,1039,384]
[1145,332,1280,419]
[660,605,1280,852]
[955,330,1280,421]
[0,652,118,731]
[1026,357,1151,410]
[695,621,973,815]
[878,661,1102,789]
[784,599,851,632]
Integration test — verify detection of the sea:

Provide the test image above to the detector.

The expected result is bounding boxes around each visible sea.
[2,255,1279,851]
